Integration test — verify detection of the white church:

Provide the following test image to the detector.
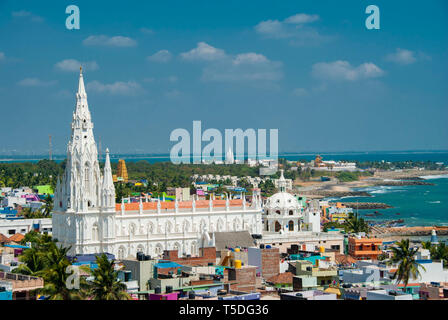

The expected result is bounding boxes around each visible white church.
[52,69,264,259]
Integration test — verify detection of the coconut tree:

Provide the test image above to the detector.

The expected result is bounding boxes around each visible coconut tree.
[346,212,369,234]
[389,239,426,293]
[39,243,84,300]
[430,243,448,267]
[41,194,53,217]
[88,254,130,300]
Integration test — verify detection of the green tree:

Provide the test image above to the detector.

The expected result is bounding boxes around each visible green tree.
[39,243,84,300]
[89,254,130,300]
[41,194,53,217]
[389,239,426,292]
[346,212,369,234]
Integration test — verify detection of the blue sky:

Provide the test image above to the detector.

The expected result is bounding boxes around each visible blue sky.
[0,0,447,155]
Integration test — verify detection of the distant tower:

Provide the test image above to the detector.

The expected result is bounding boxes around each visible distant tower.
[117,159,128,183]
[49,135,52,161]
[430,229,439,245]
[225,147,235,164]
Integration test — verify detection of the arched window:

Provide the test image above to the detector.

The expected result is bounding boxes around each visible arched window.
[191,242,197,256]
[276,210,281,215]
[288,220,294,232]
[92,223,99,241]
[289,210,294,215]
[275,221,281,232]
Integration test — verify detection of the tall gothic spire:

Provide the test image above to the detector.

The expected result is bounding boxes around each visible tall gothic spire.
[54,69,106,213]
[101,148,115,210]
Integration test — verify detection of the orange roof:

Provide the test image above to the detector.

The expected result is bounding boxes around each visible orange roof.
[9,233,25,243]
[115,199,244,212]
[335,254,357,265]
[0,233,10,242]
[267,272,293,285]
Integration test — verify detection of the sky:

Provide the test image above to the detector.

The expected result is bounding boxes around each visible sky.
[0,0,447,156]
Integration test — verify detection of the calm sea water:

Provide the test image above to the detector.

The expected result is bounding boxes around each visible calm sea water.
[1,150,448,164]
[332,176,448,227]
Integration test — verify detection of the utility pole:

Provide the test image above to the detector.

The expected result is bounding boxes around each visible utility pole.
[49,135,52,161]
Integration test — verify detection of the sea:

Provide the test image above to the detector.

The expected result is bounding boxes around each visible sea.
[1,150,447,227]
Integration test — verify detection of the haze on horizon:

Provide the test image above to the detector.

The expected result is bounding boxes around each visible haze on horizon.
[0,0,447,156]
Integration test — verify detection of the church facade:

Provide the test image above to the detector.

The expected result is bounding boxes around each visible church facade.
[52,69,263,259]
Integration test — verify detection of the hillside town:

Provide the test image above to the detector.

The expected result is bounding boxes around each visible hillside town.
[1,70,448,302]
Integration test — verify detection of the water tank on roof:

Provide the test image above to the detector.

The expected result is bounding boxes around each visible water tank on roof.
[234,248,240,252]
[319,246,325,253]
[266,245,271,249]
[234,260,242,269]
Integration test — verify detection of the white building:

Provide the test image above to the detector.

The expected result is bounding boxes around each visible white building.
[262,170,320,233]
[0,218,52,236]
[52,69,263,259]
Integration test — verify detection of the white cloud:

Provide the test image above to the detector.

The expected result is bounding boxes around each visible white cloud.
[83,35,137,47]
[255,13,329,46]
[12,10,44,22]
[311,60,384,81]
[17,78,57,87]
[181,43,282,83]
[147,50,172,63]
[386,48,417,65]
[55,59,99,72]
[233,53,269,65]
[180,42,226,61]
[87,80,142,95]
[284,13,319,24]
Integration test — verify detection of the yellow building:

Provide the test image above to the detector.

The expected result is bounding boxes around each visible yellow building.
[117,159,128,183]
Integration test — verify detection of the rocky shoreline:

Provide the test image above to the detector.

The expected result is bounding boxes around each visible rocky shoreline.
[372,180,434,186]
[333,202,393,209]
[300,190,371,198]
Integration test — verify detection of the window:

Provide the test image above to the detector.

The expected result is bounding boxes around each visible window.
[8,229,15,235]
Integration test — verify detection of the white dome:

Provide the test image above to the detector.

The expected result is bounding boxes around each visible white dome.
[265,191,300,211]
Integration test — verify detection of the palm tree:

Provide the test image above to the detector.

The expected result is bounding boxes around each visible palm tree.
[421,241,433,250]
[389,239,426,292]
[89,254,130,300]
[430,243,448,267]
[12,246,46,276]
[41,194,53,217]
[346,212,369,234]
[39,243,84,300]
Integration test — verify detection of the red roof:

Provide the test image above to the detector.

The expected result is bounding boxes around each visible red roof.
[8,233,25,243]
[0,233,10,243]
[115,199,245,212]
[266,272,293,285]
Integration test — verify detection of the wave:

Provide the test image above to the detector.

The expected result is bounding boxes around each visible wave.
[420,174,448,180]
[428,201,441,204]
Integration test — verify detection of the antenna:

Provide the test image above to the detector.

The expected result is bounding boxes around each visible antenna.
[49,135,52,161]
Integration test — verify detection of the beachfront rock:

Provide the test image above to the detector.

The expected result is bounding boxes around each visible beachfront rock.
[301,191,371,198]
[332,202,393,209]
[373,180,434,186]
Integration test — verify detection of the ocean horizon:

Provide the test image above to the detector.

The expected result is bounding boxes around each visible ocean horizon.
[1,150,448,164]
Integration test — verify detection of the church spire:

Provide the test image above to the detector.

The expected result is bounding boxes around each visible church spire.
[278,169,286,192]
[77,66,86,97]
[54,69,103,213]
